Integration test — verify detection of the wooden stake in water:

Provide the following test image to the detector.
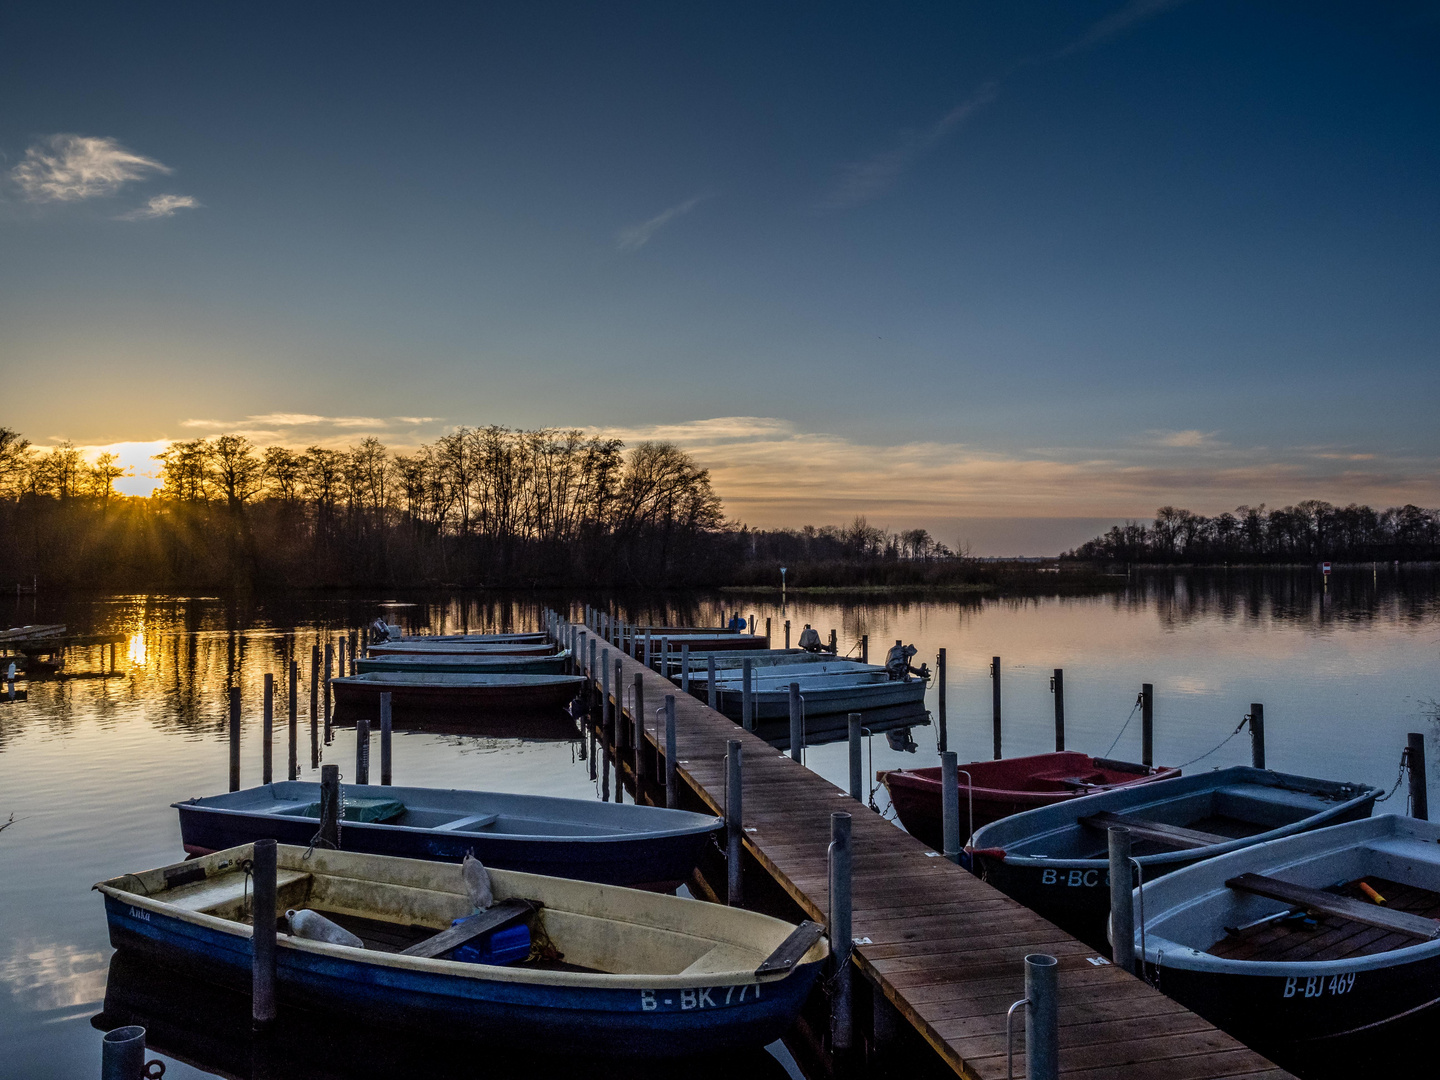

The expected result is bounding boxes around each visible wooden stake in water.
[252,838,278,1028]
[309,644,320,768]
[1409,732,1428,820]
[788,682,803,762]
[1141,683,1154,768]
[1249,702,1265,769]
[741,658,755,731]
[848,713,863,802]
[633,673,646,784]
[262,673,274,785]
[380,691,392,786]
[319,764,341,849]
[726,739,743,906]
[323,643,334,743]
[936,648,947,753]
[664,695,678,809]
[784,620,791,649]
[229,686,241,792]
[355,713,370,785]
[1053,668,1065,752]
[288,660,299,781]
[338,639,346,685]
[991,656,1002,760]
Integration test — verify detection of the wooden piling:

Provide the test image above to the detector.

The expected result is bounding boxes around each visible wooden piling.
[287,660,299,781]
[1141,683,1154,768]
[765,616,771,647]
[251,838,278,1028]
[229,686,241,792]
[726,739,743,906]
[380,692,392,785]
[681,643,691,693]
[356,713,370,785]
[309,644,319,768]
[262,673,274,785]
[784,620,791,649]
[707,655,717,710]
[860,634,868,664]
[1250,702,1265,769]
[936,647,947,753]
[338,639,346,684]
[665,695,678,809]
[829,812,853,1053]
[991,656,1002,760]
[319,764,340,848]
[788,681,803,762]
[633,673,646,784]
[1053,668,1065,752]
[849,713,863,802]
[323,643,334,743]
[742,657,754,731]
[1409,732,1428,820]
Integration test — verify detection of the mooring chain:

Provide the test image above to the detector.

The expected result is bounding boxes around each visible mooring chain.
[1103,698,1142,759]
[1374,747,1411,804]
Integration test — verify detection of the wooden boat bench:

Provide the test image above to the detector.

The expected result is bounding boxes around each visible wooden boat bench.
[165,869,313,915]
[755,920,825,977]
[1226,873,1440,940]
[433,813,499,832]
[400,898,536,959]
[1079,810,1228,850]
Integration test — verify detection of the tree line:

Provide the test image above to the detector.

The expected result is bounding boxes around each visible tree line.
[1069,501,1440,564]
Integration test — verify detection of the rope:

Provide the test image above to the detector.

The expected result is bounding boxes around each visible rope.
[1103,699,1142,759]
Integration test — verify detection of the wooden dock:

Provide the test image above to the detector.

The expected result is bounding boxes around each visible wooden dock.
[577,621,1292,1080]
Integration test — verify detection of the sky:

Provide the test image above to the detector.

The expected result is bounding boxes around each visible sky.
[1,1,1436,553]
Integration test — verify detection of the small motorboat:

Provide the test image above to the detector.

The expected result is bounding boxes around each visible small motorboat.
[713,675,925,721]
[396,632,551,644]
[881,751,1181,848]
[331,671,583,714]
[1120,814,1440,1069]
[968,766,1381,947]
[692,661,883,689]
[357,651,571,675]
[175,782,723,887]
[96,844,828,1056]
[634,634,771,653]
[368,641,558,657]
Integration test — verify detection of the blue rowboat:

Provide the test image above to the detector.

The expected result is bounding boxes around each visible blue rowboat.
[968,766,1381,949]
[356,650,571,675]
[368,641,558,656]
[398,632,551,644]
[713,674,926,720]
[1120,814,1440,1070]
[96,845,828,1056]
[176,782,722,887]
[331,671,583,715]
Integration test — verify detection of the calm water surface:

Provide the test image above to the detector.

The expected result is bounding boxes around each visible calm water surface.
[2,572,1437,1076]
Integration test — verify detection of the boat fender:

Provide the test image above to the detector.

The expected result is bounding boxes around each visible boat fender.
[967,847,1006,861]
[286,909,364,948]
[463,852,494,911]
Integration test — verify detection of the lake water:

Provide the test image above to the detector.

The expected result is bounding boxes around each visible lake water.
[2,570,1437,1077]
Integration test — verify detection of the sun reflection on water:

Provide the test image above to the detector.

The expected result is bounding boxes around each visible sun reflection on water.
[126,629,146,667]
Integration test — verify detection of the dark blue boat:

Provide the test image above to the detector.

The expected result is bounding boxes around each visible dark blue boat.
[97,844,828,1057]
[176,782,722,888]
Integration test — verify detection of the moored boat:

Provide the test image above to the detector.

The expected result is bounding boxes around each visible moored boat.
[368,641,558,657]
[1120,814,1440,1069]
[881,750,1181,849]
[96,844,828,1056]
[713,674,925,721]
[968,766,1381,947]
[175,782,722,887]
[396,632,550,644]
[331,671,583,714]
[357,651,570,675]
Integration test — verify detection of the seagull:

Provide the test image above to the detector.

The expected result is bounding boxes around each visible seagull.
[462,852,494,911]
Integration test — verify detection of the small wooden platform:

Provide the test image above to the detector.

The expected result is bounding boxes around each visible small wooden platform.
[589,629,1291,1080]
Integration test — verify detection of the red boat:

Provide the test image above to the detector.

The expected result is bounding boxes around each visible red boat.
[879,751,1180,848]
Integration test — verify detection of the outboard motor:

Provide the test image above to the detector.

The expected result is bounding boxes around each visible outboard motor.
[884,643,931,682]
[797,624,824,653]
[369,616,391,644]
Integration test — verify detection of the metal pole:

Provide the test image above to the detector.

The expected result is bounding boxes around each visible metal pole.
[726,740,743,905]
[742,658,754,731]
[1109,827,1136,972]
[829,811,853,1053]
[937,647,947,753]
[1024,954,1059,1080]
[849,713,863,802]
[355,713,370,785]
[941,751,961,863]
[229,686,241,792]
[1141,683,1154,768]
[319,764,341,849]
[633,672,646,784]
[789,682,803,761]
[992,656,1002,760]
[262,673,274,785]
[1053,669,1065,752]
[665,695,678,809]
[252,838,278,1028]
[681,643,691,693]
[287,659,299,781]
[380,692,392,785]
[1250,703,1265,769]
[707,655,717,711]
[1409,732,1429,820]
[101,1025,147,1080]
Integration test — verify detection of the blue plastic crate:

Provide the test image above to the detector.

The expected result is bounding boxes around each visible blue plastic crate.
[448,920,531,966]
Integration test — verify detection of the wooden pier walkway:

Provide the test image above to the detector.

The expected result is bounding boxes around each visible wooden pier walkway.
[584,628,1291,1080]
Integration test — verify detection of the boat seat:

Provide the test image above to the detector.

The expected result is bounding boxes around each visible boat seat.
[400,899,535,959]
[164,869,313,912]
[434,814,500,832]
[1079,811,1228,850]
[1226,873,1440,940]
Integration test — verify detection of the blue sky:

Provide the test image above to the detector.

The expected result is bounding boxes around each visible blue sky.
[2,2,1436,552]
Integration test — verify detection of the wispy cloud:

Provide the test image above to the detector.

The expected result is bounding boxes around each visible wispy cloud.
[616,193,712,251]
[117,193,200,221]
[10,134,171,202]
[819,83,998,211]
[1142,429,1224,449]
[176,413,446,446]
[1054,0,1191,59]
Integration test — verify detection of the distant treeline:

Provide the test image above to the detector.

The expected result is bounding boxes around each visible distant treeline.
[1068,502,1440,564]
[0,426,1041,592]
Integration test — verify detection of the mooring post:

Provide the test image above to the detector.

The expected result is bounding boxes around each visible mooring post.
[1409,732,1429,820]
[1053,668,1065,752]
[707,655,718,710]
[229,687,241,792]
[614,659,627,753]
[348,631,357,674]
[1109,826,1136,972]
[765,616,771,647]
[323,643,334,743]
[665,695,678,809]
[1250,702,1265,769]
[789,681,803,762]
[742,658,754,731]
[252,837,278,1028]
[633,672,646,785]
[937,647,948,753]
[589,636,597,688]
[830,628,838,654]
[1141,683,1154,768]
[992,656,1002,760]
[661,636,670,677]
[338,639,346,685]
[262,673,274,785]
[1024,954,1059,1080]
[309,644,320,769]
[380,692,392,785]
[861,634,868,664]
[941,751,961,863]
[681,643,691,693]
[829,811,854,1053]
[100,1025,147,1080]
[644,630,653,670]
[784,620,791,649]
[601,647,612,743]
[287,660,299,781]
[726,739,743,905]
[355,713,370,785]
[319,764,341,849]
[848,713,863,802]
[749,615,756,635]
